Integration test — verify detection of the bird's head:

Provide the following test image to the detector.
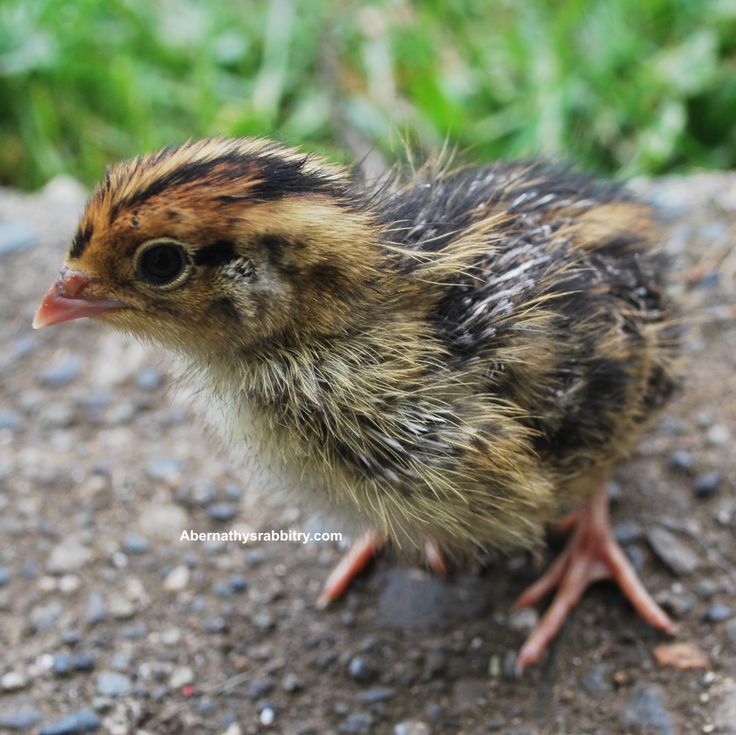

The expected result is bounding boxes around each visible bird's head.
[33,138,380,355]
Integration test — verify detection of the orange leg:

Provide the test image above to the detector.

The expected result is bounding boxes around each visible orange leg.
[513,483,676,673]
[317,531,448,608]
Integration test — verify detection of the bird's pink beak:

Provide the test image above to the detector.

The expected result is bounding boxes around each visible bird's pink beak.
[32,268,127,329]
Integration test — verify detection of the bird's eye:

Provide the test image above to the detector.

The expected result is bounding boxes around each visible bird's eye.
[136,241,189,288]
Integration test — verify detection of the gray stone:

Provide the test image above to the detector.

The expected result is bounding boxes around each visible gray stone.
[354,686,396,703]
[581,663,611,694]
[647,527,699,575]
[0,410,23,431]
[96,670,132,697]
[620,684,675,735]
[340,712,374,734]
[394,722,431,735]
[39,708,101,734]
[47,538,92,574]
[38,356,83,387]
[0,707,43,731]
[706,603,732,622]
[206,502,237,522]
[694,472,723,498]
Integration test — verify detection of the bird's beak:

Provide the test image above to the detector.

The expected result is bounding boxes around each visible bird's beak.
[32,268,127,329]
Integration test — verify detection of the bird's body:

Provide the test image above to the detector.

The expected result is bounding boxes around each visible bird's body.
[34,138,679,668]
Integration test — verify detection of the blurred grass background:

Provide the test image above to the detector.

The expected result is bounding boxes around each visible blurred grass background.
[1,0,735,190]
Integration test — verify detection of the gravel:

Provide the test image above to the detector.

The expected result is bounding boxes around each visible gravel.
[647,526,700,575]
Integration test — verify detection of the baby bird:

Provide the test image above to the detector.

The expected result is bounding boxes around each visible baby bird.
[33,138,679,670]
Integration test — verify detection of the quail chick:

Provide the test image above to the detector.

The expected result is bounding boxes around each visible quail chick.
[33,138,679,670]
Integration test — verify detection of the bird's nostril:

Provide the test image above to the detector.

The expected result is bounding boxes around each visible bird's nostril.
[58,268,91,299]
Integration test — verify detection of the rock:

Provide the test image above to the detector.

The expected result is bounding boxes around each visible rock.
[581,663,611,694]
[53,652,74,677]
[85,592,106,624]
[160,627,182,646]
[248,676,274,699]
[620,684,675,735]
[139,503,188,539]
[136,366,164,391]
[614,520,644,544]
[340,712,374,734]
[507,607,539,632]
[347,655,377,683]
[282,672,302,692]
[706,603,732,622]
[354,687,396,703]
[169,666,194,689]
[163,564,190,592]
[647,527,699,575]
[73,653,95,672]
[96,671,132,697]
[147,457,184,483]
[121,534,149,554]
[229,575,248,593]
[707,424,731,446]
[204,616,228,634]
[108,595,135,619]
[668,450,693,472]
[1,671,27,691]
[259,707,275,726]
[206,502,237,522]
[394,722,431,735]
[0,220,39,255]
[694,472,723,498]
[713,678,736,734]
[39,708,101,734]
[0,706,43,731]
[47,539,92,574]
[0,567,10,586]
[38,356,83,387]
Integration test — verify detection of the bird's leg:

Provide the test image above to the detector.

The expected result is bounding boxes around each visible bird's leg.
[513,483,676,672]
[317,530,385,608]
[317,532,449,608]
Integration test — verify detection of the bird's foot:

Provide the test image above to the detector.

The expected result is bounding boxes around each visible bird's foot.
[512,483,676,673]
[317,531,448,608]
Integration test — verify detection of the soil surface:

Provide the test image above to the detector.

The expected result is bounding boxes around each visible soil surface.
[0,172,734,735]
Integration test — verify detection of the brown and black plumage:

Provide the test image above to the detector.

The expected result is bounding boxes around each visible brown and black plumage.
[33,138,680,669]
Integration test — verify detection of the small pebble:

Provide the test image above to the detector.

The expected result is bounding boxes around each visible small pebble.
[259,706,275,726]
[394,722,431,735]
[161,627,182,646]
[355,687,396,703]
[169,666,194,689]
[248,676,274,699]
[706,424,731,446]
[122,534,149,554]
[85,592,106,624]
[0,706,43,731]
[668,450,693,472]
[147,457,184,483]
[340,712,374,734]
[347,656,377,683]
[0,567,10,586]
[507,607,539,632]
[96,671,132,697]
[620,684,675,735]
[581,663,611,694]
[73,653,95,671]
[207,503,237,522]
[706,603,732,622]
[136,366,164,391]
[53,653,74,677]
[1,671,27,691]
[108,595,135,619]
[204,616,228,634]
[38,356,83,387]
[47,539,92,574]
[229,575,248,593]
[281,672,302,692]
[647,527,699,575]
[39,708,101,735]
[614,520,644,544]
[694,472,723,499]
[163,565,190,592]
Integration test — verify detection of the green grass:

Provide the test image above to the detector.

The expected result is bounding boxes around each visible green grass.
[1,0,735,189]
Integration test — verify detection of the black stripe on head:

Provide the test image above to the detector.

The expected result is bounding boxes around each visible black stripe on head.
[69,221,94,259]
[118,148,346,219]
[194,239,237,267]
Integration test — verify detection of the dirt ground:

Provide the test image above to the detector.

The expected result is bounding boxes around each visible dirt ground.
[0,171,734,735]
